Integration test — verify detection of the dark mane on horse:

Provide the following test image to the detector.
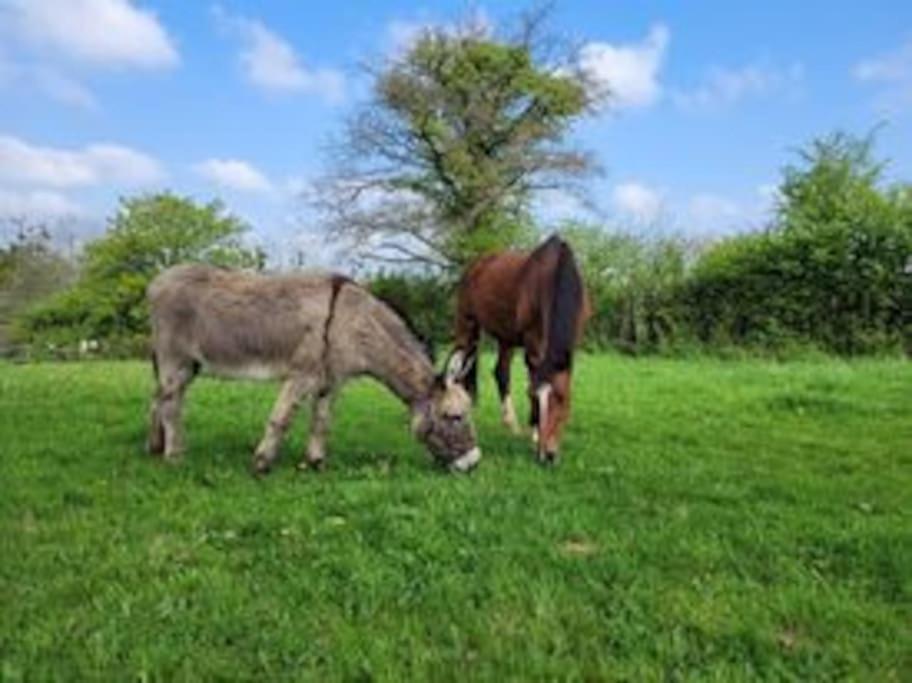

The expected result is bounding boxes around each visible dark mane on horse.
[537,236,584,383]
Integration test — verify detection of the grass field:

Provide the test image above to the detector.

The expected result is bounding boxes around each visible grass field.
[1,355,910,680]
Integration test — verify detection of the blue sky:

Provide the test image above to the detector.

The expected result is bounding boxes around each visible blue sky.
[1,0,911,264]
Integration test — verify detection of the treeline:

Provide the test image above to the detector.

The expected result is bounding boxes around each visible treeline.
[372,133,912,357]
[2,132,910,359]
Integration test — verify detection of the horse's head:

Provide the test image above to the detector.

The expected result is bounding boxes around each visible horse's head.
[536,370,572,465]
[411,350,480,472]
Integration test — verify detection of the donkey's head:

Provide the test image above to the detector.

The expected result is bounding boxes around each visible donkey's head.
[535,369,573,465]
[411,349,480,472]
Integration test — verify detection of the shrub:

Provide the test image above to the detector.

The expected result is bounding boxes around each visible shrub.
[15,193,264,356]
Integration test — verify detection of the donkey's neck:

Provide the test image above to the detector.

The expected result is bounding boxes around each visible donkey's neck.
[363,305,435,407]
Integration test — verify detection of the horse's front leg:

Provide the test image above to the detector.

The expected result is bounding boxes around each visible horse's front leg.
[253,375,313,474]
[494,343,520,435]
[524,350,541,447]
[298,389,334,471]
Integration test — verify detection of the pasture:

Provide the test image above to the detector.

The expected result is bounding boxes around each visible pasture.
[1,355,909,680]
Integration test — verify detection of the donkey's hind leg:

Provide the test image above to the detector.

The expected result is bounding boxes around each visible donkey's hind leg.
[298,388,335,471]
[253,375,315,474]
[147,354,165,455]
[494,343,520,435]
[155,358,198,460]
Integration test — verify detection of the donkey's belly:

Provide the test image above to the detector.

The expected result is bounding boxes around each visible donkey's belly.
[203,360,290,381]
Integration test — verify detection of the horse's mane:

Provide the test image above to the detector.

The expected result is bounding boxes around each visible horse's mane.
[535,235,585,383]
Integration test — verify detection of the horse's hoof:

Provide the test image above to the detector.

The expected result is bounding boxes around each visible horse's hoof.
[537,451,558,467]
[298,458,326,472]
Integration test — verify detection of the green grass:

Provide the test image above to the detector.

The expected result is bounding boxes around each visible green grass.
[1,355,910,681]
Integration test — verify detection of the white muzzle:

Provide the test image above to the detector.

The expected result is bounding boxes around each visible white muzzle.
[450,447,481,472]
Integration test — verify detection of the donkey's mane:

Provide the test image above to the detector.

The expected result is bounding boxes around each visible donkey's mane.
[537,235,584,382]
[372,293,436,364]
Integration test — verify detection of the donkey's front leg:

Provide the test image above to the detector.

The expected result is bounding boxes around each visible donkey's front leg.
[298,389,334,471]
[253,376,313,474]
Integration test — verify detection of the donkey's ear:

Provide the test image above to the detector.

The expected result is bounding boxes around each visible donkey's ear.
[444,349,466,385]
[457,347,477,382]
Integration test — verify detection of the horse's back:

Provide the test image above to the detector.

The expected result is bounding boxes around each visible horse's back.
[458,251,530,343]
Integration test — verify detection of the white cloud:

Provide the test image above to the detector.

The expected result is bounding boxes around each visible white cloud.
[611,182,664,222]
[0,188,84,218]
[853,39,912,111]
[854,40,912,82]
[0,135,164,188]
[215,7,344,102]
[673,62,803,111]
[684,186,778,234]
[579,24,669,109]
[385,10,493,56]
[0,0,179,69]
[386,20,429,56]
[686,193,742,231]
[0,55,96,109]
[194,158,273,193]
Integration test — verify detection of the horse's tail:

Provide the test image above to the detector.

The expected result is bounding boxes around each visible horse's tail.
[539,237,584,382]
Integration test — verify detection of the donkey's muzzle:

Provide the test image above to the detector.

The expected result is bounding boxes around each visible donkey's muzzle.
[449,447,482,473]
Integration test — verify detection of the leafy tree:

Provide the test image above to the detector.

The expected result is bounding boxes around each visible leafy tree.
[0,220,75,352]
[562,223,692,352]
[316,8,600,270]
[16,193,263,353]
[685,131,912,354]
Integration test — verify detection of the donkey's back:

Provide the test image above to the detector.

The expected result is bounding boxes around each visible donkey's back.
[149,264,334,380]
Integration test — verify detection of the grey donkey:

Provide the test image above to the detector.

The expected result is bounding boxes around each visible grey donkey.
[147,264,481,473]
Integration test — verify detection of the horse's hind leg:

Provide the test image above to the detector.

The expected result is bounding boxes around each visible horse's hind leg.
[298,388,335,471]
[253,375,315,474]
[156,358,198,460]
[494,343,520,435]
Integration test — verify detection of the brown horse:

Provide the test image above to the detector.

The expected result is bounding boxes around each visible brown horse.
[452,235,590,464]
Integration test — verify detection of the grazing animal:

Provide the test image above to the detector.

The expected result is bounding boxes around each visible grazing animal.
[453,235,590,464]
[147,264,480,473]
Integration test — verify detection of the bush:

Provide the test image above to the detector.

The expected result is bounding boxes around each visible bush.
[562,224,694,353]
[15,193,264,356]
[682,133,912,355]
[368,271,454,357]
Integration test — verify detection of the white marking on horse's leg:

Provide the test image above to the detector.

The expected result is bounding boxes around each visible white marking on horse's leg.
[536,384,551,461]
[501,395,520,435]
[254,377,311,473]
[450,447,482,472]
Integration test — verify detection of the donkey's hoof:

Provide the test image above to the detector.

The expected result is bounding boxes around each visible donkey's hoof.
[297,458,326,472]
[252,454,274,476]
